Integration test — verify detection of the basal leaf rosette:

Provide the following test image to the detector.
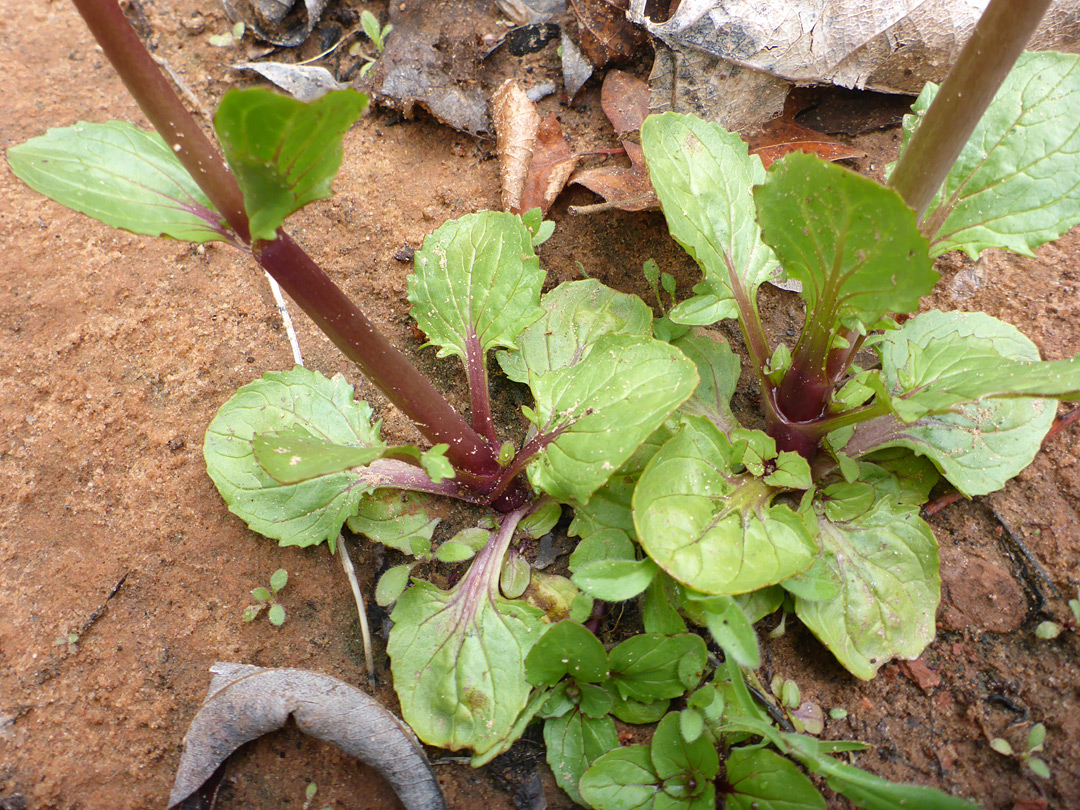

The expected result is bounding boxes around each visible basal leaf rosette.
[633,416,817,595]
[641,113,778,323]
[793,481,940,680]
[203,366,382,547]
[387,510,547,759]
[526,334,698,504]
[847,310,1080,497]
[408,211,545,363]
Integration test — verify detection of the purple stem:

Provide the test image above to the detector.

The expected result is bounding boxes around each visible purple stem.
[70,0,506,488]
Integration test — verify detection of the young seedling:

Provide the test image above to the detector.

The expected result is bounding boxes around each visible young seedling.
[7,0,1079,807]
[243,568,289,626]
[1035,589,1080,639]
[352,10,392,78]
[991,723,1052,779]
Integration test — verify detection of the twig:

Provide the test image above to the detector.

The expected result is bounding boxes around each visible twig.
[264,272,304,366]
[922,490,964,519]
[337,535,376,688]
[1042,403,1080,445]
[991,509,1060,605]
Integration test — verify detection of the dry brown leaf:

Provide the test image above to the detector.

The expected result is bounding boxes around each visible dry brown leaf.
[600,70,650,136]
[570,0,645,67]
[493,80,542,211]
[168,663,446,810]
[570,140,658,213]
[746,119,866,169]
[517,114,579,214]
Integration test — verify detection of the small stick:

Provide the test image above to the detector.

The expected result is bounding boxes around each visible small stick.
[264,272,304,367]
[337,535,376,688]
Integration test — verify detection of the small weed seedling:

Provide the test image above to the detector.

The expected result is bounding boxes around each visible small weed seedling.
[351,10,392,78]
[243,568,289,626]
[991,723,1052,779]
[1035,589,1080,639]
[9,0,1080,807]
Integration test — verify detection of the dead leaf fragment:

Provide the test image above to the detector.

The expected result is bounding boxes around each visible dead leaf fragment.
[898,658,942,692]
[561,28,595,99]
[493,80,542,211]
[518,114,579,213]
[600,70,650,136]
[629,0,1080,94]
[746,119,865,169]
[570,140,658,213]
[359,0,496,135]
[232,62,345,102]
[570,0,645,67]
[168,663,446,810]
[225,0,329,47]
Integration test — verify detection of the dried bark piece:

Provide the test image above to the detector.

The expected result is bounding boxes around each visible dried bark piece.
[570,0,645,67]
[168,663,446,810]
[493,80,542,211]
[600,70,649,136]
[517,114,579,214]
[746,118,865,169]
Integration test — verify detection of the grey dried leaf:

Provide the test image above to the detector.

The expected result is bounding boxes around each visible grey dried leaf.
[167,663,446,810]
[226,0,329,47]
[561,28,594,99]
[629,0,1080,94]
[232,62,345,102]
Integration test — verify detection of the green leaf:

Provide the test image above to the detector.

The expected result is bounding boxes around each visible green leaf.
[527,335,698,504]
[904,52,1080,259]
[497,279,653,384]
[214,88,368,241]
[794,493,939,680]
[408,211,545,363]
[520,500,562,539]
[573,557,659,601]
[346,489,439,555]
[269,568,288,592]
[866,310,1064,496]
[672,334,741,434]
[581,746,660,810]
[611,697,670,725]
[544,710,620,805]
[526,621,609,686]
[725,747,825,810]
[1027,757,1051,779]
[641,113,777,318]
[7,121,229,243]
[387,553,547,756]
[252,424,386,483]
[634,417,817,595]
[434,540,478,563]
[251,587,272,602]
[204,367,381,548]
[608,634,707,703]
[755,152,936,330]
[642,575,688,635]
[419,445,454,484]
[500,550,532,599]
[650,712,719,782]
[267,603,286,626]
[679,591,760,668]
[785,734,982,810]
[375,564,413,606]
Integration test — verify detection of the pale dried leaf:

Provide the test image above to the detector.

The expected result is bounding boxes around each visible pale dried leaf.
[232,62,345,102]
[561,28,595,99]
[629,0,1080,94]
[168,663,446,810]
[493,80,542,211]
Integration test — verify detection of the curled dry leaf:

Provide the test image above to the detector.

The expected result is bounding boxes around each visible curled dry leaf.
[493,80,542,211]
[225,0,329,47]
[232,62,345,102]
[167,663,446,810]
[746,118,865,169]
